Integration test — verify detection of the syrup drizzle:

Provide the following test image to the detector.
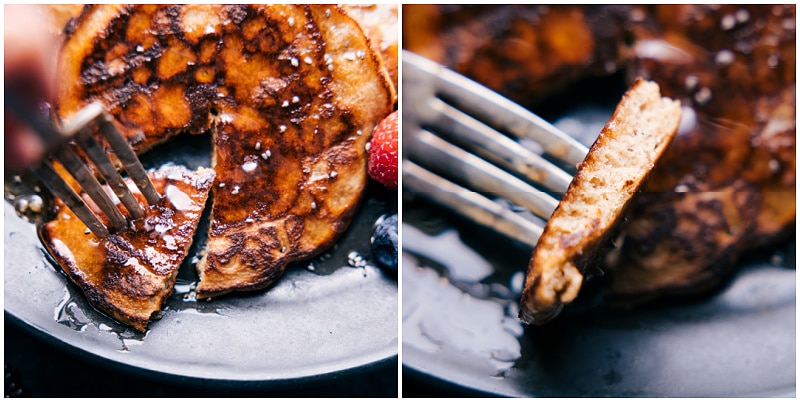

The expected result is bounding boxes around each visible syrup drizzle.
[402,224,525,376]
[54,288,146,352]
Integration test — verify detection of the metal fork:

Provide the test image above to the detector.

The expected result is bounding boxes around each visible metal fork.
[6,96,160,238]
[402,51,589,247]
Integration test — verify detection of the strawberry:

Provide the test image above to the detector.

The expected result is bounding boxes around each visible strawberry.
[368,111,398,190]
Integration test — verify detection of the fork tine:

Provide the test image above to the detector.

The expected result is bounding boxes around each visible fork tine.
[402,51,593,247]
[73,130,145,219]
[61,104,146,219]
[53,145,128,231]
[95,111,161,206]
[403,160,544,248]
[32,160,111,238]
[404,50,589,166]
[61,102,161,206]
[406,128,559,220]
[426,96,574,194]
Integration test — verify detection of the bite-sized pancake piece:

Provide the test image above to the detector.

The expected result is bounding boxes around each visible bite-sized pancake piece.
[519,79,681,324]
[40,165,214,331]
[196,5,393,298]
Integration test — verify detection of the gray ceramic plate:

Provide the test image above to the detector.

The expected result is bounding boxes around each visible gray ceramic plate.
[402,231,795,397]
[401,69,796,397]
[4,132,398,386]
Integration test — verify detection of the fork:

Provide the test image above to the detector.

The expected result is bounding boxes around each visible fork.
[402,51,589,248]
[6,96,160,238]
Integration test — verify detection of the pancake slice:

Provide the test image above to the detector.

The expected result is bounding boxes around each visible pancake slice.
[519,79,681,324]
[40,165,215,331]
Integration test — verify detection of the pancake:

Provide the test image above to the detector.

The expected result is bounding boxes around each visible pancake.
[40,165,214,331]
[195,5,393,298]
[54,5,394,299]
[608,5,796,302]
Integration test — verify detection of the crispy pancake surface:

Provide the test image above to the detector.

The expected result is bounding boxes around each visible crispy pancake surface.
[55,5,394,299]
[404,4,795,304]
[40,165,214,331]
[57,5,394,150]
[197,6,392,298]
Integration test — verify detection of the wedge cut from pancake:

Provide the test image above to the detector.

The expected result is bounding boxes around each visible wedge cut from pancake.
[40,165,215,331]
[519,79,681,324]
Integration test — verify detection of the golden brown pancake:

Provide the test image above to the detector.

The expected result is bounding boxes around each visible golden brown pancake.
[195,5,393,298]
[54,5,394,299]
[40,165,214,331]
[403,4,795,304]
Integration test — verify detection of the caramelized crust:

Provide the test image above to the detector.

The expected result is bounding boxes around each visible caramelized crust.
[57,4,215,153]
[39,165,214,331]
[196,5,393,298]
[54,5,394,299]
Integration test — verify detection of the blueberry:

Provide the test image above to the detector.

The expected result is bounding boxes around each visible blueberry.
[371,213,398,273]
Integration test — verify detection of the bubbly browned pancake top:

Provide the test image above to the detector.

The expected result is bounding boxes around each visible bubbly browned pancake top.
[55,5,394,299]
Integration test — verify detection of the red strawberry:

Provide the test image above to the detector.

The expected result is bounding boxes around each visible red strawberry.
[368,111,398,190]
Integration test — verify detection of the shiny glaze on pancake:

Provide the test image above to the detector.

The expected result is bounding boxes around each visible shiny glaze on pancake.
[197,5,393,298]
[39,165,214,331]
[55,5,394,298]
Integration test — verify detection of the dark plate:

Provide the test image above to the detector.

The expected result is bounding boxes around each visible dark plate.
[401,73,796,397]
[4,131,398,388]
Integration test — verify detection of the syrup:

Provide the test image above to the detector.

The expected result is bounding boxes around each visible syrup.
[53,287,146,352]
